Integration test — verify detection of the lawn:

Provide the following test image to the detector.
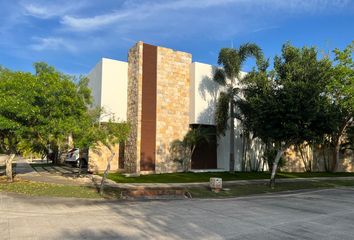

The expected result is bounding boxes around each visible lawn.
[0,175,353,200]
[0,177,121,199]
[105,171,354,183]
[187,180,354,198]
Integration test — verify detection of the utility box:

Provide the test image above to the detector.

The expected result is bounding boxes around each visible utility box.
[210,177,222,192]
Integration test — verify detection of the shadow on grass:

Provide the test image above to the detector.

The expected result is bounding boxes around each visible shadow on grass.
[105,171,354,184]
[0,177,122,200]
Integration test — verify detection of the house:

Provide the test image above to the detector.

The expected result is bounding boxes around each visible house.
[87,41,265,174]
[87,41,354,174]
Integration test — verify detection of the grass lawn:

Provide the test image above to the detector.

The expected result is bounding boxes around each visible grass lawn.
[188,180,354,198]
[0,176,353,200]
[0,176,121,199]
[105,171,354,183]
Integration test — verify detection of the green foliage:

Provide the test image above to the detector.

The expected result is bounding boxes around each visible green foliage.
[214,43,263,135]
[329,41,354,112]
[0,62,95,160]
[238,43,334,146]
[74,108,130,152]
[217,43,263,81]
[183,126,214,150]
[104,171,354,184]
[215,91,231,135]
[327,42,354,140]
[0,70,37,153]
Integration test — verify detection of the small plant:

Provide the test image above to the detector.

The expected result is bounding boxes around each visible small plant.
[170,126,215,172]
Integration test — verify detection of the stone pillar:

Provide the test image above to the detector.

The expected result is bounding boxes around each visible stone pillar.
[126,42,192,174]
[126,42,143,173]
[155,46,192,173]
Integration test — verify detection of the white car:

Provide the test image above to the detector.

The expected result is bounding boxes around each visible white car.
[65,148,87,167]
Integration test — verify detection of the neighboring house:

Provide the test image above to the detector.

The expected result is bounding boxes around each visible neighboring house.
[87,41,264,174]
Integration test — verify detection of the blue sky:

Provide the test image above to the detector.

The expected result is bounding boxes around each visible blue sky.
[0,0,353,76]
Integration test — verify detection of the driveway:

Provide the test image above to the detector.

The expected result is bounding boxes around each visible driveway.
[1,188,354,239]
[15,157,99,186]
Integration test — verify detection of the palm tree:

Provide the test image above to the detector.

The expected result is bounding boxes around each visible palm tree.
[213,43,263,172]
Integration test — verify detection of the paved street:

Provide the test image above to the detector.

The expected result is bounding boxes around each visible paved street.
[1,188,354,239]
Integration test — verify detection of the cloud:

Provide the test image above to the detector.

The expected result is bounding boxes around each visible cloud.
[252,26,280,33]
[60,0,351,32]
[30,37,77,52]
[21,0,88,19]
[60,0,243,31]
[1,0,352,75]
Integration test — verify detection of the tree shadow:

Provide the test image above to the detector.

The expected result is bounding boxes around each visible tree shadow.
[196,73,220,125]
[7,196,223,239]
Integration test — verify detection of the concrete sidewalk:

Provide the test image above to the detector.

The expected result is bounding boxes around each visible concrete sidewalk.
[15,157,40,176]
[15,158,113,187]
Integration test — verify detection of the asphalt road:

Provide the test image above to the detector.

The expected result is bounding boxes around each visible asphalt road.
[1,188,354,240]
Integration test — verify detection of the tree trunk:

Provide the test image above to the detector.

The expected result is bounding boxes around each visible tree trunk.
[298,144,311,172]
[241,132,247,171]
[229,101,235,172]
[77,158,83,177]
[99,151,115,195]
[322,144,330,172]
[188,146,196,172]
[269,147,286,189]
[331,117,352,172]
[6,154,15,182]
[331,142,340,172]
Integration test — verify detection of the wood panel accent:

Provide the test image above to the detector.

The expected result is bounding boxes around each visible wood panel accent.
[191,124,217,169]
[140,43,157,171]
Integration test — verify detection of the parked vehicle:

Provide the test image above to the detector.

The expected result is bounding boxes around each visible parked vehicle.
[65,148,88,168]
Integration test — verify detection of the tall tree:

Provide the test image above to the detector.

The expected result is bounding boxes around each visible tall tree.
[326,42,354,171]
[237,43,333,187]
[0,63,93,180]
[213,43,263,172]
[32,62,92,163]
[0,70,38,181]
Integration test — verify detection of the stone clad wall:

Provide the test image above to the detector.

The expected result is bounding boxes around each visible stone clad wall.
[125,42,143,173]
[88,143,119,173]
[282,145,354,172]
[155,46,192,173]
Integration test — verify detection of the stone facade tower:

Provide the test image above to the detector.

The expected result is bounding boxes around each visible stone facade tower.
[126,42,192,173]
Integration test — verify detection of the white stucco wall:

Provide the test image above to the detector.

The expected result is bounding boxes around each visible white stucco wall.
[87,58,128,122]
[189,61,259,171]
[189,62,220,125]
[216,120,244,171]
[87,60,102,109]
[101,58,128,122]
